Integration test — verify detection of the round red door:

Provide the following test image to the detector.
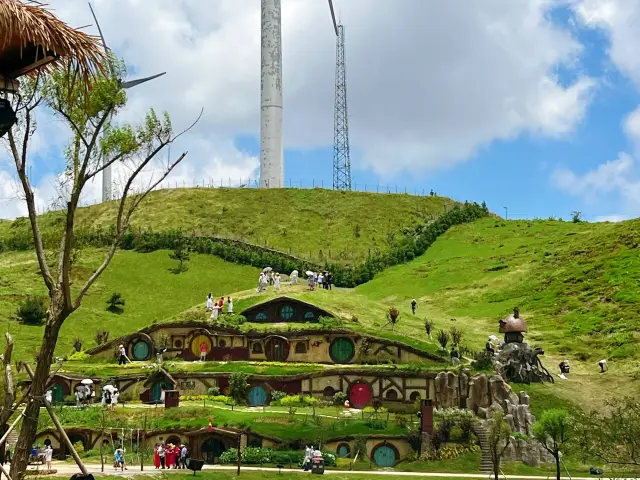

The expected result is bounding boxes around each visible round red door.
[349,382,372,409]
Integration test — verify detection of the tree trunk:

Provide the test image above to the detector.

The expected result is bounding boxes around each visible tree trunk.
[10,308,65,479]
[494,465,499,480]
[555,453,560,480]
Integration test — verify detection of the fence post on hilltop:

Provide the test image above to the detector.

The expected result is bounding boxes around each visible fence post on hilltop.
[377,183,379,193]
[364,184,366,192]
[220,178,223,187]
[322,180,324,188]
[313,178,315,188]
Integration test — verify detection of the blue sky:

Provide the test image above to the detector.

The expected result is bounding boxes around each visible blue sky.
[4,0,640,222]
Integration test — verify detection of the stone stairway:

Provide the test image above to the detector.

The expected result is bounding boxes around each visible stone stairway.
[6,429,18,448]
[472,422,494,473]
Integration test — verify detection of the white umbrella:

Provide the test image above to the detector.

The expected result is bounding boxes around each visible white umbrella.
[263,267,273,272]
[488,335,498,341]
[81,379,93,385]
[291,270,298,275]
[102,384,116,393]
[305,271,314,277]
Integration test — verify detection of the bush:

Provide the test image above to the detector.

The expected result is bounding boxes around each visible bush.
[270,391,286,403]
[228,372,250,404]
[106,293,125,312]
[273,394,318,407]
[16,296,47,325]
[72,337,83,353]
[472,350,494,371]
[95,330,110,345]
[332,391,348,406]
[436,330,450,351]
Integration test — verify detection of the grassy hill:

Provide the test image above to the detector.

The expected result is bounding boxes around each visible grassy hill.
[357,217,640,369]
[0,188,456,265]
[0,248,259,360]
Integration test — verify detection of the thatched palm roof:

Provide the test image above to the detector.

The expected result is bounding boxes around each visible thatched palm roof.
[0,0,108,81]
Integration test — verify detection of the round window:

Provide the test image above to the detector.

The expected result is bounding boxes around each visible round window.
[304,311,315,320]
[256,312,267,321]
[174,339,183,349]
[280,305,294,321]
[219,339,227,348]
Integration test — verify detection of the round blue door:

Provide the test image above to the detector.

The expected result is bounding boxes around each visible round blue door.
[132,341,149,360]
[337,443,350,458]
[373,445,397,467]
[248,385,268,406]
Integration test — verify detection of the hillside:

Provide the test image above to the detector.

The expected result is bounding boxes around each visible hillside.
[357,217,640,368]
[0,188,456,264]
[0,248,259,360]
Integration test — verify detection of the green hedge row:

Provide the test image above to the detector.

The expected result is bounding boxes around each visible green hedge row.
[0,202,488,288]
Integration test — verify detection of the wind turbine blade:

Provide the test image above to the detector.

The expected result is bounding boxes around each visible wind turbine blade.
[119,72,166,89]
[88,2,109,51]
[328,0,338,36]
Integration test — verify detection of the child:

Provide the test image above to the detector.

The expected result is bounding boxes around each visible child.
[200,342,208,362]
[111,389,119,410]
[274,273,281,292]
[44,444,53,471]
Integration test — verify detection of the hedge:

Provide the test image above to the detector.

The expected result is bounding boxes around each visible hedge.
[0,202,488,288]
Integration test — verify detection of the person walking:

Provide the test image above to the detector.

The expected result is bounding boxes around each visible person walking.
[118,345,129,365]
[157,444,166,469]
[206,293,214,312]
[411,299,417,315]
[154,444,161,469]
[227,297,233,314]
[218,297,224,316]
[200,342,208,362]
[44,444,53,471]
[180,444,188,469]
[274,273,281,292]
[111,389,119,410]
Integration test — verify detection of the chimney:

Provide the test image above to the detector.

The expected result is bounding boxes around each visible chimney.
[420,399,434,435]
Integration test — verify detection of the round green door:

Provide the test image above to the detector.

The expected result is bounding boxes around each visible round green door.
[337,443,350,458]
[248,385,268,406]
[132,340,150,360]
[330,338,355,363]
[51,384,65,403]
[373,445,397,467]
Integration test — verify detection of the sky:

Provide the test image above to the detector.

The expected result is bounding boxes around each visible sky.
[2,0,640,221]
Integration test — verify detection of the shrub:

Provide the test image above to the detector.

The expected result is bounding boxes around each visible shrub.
[16,296,47,325]
[424,319,434,337]
[106,293,125,312]
[472,350,494,371]
[207,387,221,396]
[332,391,348,406]
[436,330,450,351]
[219,447,272,465]
[386,307,400,331]
[68,351,90,362]
[571,211,582,223]
[72,337,83,353]
[449,327,463,346]
[228,372,249,404]
[95,330,110,345]
[395,414,409,428]
[270,391,286,403]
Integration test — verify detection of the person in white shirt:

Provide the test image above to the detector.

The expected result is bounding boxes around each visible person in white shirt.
[206,293,214,312]
[44,444,53,470]
[111,390,119,410]
[227,297,233,314]
[598,359,608,373]
[274,273,281,292]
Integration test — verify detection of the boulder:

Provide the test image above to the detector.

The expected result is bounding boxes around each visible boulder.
[489,375,519,406]
[467,374,491,411]
[434,371,460,408]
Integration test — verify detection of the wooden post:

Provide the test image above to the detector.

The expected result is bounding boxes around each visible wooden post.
[141,413,147,471]
[43,400,88,475]
[100,409,105,472]
[236,434,241,475]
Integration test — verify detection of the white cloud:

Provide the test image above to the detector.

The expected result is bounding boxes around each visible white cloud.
[1,0,595,219]
[594,214,629,222]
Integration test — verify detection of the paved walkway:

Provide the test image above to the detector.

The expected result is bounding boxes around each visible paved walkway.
[21,463,632,479]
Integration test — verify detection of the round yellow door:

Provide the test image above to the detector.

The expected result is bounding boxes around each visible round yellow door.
[191,335,212,357]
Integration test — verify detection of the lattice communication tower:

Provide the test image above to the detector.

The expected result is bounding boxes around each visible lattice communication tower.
[333,23,351,190]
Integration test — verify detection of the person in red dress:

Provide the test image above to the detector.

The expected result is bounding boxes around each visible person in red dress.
[153,444,160,469]
[165,444,174,469]
[217,297,224,315]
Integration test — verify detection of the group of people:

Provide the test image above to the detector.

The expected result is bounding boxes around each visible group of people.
[302,445,322,471]
[307,271,332,291]
[153,443,188,469]
[102,386,120,409]
[206,294,233,319]
[257,271,281,292]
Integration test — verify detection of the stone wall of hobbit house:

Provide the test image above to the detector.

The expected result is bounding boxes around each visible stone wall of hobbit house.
[86,324,444,365]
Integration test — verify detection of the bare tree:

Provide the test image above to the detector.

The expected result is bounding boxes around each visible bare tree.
[3,59,200,477]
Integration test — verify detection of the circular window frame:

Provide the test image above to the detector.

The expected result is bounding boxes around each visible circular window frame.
[279,304,295,321]
[336,442,351,458]
[385,389,399,401]
[131,339,151,361]
[371,442,400,467]
[255,312,267,321]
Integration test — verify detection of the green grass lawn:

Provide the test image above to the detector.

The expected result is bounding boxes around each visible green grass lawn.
[3,188,456,265]
[356,217,640,368]
[0,248,259,360]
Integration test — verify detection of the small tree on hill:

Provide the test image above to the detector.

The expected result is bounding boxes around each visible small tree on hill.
[169,240,190,273]
[16,296,47,326]
[228,372,249,404]
[385,307,400,331]
[424,319,434,338]
[450,327,463,346]
[106,293,125,313]
[436,330,450,351]
[72,337,83,352]
[488,411,512,480]
[533,409,571,480]
[571,211,582,223]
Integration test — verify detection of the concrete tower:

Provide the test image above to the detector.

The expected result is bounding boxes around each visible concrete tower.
[260,0,284,188]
